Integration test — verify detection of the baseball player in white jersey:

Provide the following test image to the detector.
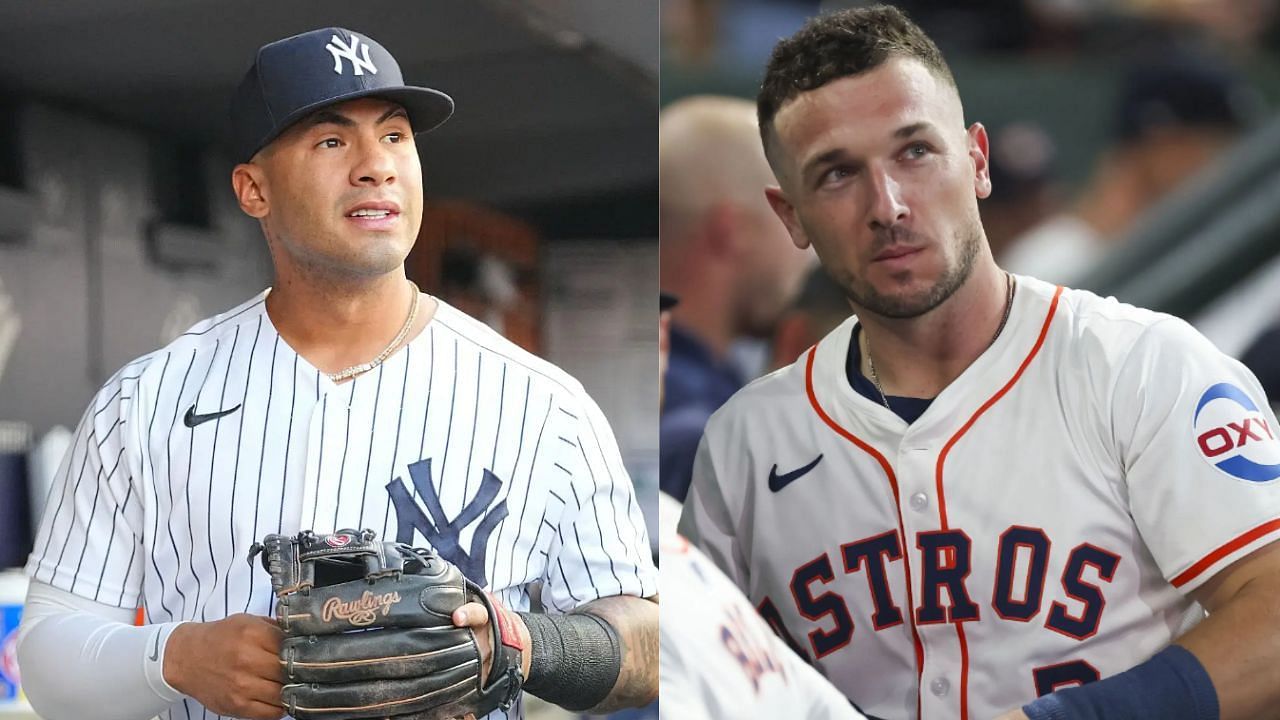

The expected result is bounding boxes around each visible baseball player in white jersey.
[659,294,864,719]
[17,28,657,720]
[660,492,869,720]
[681,7,1280,720]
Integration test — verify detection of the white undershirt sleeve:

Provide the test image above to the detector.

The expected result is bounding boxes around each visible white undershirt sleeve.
[16,579,186,720]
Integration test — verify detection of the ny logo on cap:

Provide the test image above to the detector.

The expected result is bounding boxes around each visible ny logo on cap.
[325,34,378,76]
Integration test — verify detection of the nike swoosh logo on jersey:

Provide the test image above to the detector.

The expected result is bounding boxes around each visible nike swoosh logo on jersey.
[183,403,242,428]
[768,454,823,492]
[149,631,161,662]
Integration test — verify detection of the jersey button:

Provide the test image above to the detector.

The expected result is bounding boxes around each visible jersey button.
[909,492,929,511]
[930,677,950,697]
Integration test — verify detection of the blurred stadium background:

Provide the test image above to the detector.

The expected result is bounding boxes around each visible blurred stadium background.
[0,3,657,718]
[661,0,1280,413]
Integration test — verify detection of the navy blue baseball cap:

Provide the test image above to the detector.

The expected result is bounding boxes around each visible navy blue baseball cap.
[230,27,454,162]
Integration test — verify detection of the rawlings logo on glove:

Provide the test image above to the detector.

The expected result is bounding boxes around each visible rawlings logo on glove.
[248,529,523,720]
[321,590,401,626]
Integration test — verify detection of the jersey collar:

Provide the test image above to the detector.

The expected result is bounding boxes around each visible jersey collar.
[808,274,1062,444]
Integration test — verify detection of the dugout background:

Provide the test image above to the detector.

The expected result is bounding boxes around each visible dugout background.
[0,0,660,655]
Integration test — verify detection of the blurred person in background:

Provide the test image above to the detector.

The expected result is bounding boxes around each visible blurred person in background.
[1003,53,1260,285]
[980,122,1063,264]
[770,265,854,372]
[663,0,819,71]
[658,95,812,501]
[658,291,871,720]
[662,0,723,68]
[1241,318,1280,412]
[1141,0,1280,59]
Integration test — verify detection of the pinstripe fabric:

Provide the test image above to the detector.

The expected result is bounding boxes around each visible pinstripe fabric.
[26,291,656,720]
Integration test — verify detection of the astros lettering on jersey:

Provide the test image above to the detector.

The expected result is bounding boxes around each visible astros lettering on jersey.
[680,275,1280,720]
[27,291,657,720]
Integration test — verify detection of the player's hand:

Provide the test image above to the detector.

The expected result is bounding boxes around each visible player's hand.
[993,710,1030,720]
[451,599,533,686]
[163,613,286,720]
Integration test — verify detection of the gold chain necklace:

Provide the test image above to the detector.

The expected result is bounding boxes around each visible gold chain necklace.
[325,280,420,383]
[865,272,1015,411]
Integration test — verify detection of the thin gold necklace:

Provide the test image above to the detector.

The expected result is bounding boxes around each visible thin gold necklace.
[865,272,1015,411]
[325,280,420,383]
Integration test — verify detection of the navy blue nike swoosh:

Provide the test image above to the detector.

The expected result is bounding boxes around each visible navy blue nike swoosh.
[768,454,824,492]
[183,403,242,428]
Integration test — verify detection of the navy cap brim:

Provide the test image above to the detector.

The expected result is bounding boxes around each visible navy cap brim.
[244,85,454,162]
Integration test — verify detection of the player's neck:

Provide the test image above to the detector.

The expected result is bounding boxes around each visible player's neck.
[857,263,1010,399]
[265,268,436,377]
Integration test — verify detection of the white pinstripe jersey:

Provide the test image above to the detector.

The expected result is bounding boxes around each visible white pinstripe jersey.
[680,275,1280,720]
[25,291,657,720]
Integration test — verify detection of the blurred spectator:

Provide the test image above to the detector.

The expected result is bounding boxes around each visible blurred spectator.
[663,0,722,68]
[665,0,1280,76]
[659,95,811,500]
[884,0,1037,53]
[664,0,817,70]
[1003,53,1260,285]
[771,266,853,371]
[982,122,1064,262]
[1139,0,1280,58]
[1241,324,1280,408]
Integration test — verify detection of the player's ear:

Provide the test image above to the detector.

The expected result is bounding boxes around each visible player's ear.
[765,185,811,250]
[232,163,270,219]
[968,122,992,200]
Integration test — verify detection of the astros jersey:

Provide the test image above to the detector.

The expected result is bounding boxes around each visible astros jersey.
[659,493,866,720]
[26,291,657,720]
[680,275,1280,720]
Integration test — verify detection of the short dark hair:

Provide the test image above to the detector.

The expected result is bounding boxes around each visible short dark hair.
[757,5,955,149]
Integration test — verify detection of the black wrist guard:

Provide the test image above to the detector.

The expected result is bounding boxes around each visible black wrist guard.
[516,610,623,712]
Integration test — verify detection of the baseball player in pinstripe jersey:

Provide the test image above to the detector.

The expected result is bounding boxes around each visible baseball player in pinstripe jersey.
[16,28,657,720]
[681,6,1280,720]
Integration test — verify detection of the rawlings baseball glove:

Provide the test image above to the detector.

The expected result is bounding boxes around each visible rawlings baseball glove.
[249,529,523,720]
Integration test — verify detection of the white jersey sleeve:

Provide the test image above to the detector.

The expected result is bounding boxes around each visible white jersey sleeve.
[660,531,866,720]
[26,360,150,607]
[1113,316,1280,592]
[678,411,750,590]
[541,389,657,612]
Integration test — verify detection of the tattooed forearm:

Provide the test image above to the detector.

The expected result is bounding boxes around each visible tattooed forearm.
[578,594,660,711]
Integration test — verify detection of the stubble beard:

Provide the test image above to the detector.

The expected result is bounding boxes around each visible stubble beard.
[268,222,413,289]
[843,221,982,320]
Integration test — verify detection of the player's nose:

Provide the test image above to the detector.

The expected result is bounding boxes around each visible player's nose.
[351,135,397,186]
[865,166,908,230]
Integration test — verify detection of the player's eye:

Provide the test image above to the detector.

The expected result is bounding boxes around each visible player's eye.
[383,132,406,144]
[316,137,343,149]
[819,165,855,188]
[901,142,931,161]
